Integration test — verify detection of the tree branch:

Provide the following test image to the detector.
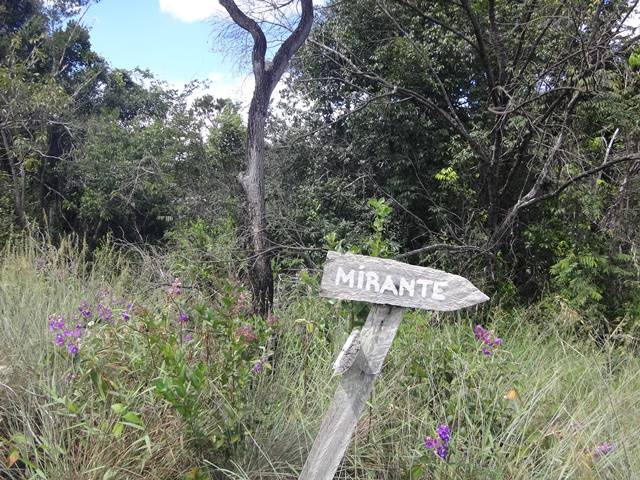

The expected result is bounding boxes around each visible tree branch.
[269,0,314,92]
[395,243,484,260]
[460,0,497,96]
[391,0,476,50]
[526,153,640,208]
[218,0,268,79]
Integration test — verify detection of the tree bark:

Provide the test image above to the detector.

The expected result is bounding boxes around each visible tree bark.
[241,90,272,314]
[219,0,313,315]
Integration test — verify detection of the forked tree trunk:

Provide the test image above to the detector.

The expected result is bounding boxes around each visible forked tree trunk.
[241,92,273,314]
[219,0,313,316]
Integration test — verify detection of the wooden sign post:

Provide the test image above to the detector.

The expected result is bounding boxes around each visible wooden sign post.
[299,252,489,480]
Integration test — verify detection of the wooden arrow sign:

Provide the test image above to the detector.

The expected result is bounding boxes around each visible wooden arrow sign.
[300,252,488,480]
[320,251,489,310]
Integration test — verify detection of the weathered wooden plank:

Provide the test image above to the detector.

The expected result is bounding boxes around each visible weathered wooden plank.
[299,305,404,480]
[320,251,488,311]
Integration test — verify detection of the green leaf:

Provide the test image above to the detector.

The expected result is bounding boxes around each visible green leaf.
[111,403,127,415]
[112,422,124,438]
[409,464,425,478]
[122,412,143,426]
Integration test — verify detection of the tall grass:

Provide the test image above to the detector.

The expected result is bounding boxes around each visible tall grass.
[232,304,640,479]
[1,237,638,479]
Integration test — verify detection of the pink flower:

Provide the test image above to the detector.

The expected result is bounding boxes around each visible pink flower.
[424,436,438,449]
[423,424,452,460]
[473,324,503,355]
[168,277,182,296]
[593,442,615,460]
[235,325,258,343]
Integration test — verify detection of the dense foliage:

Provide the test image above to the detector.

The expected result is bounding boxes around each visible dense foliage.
[1,0,640,477]
[269,0,640,332]
[0,0,245,247]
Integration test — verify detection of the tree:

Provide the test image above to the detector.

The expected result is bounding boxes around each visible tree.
[0,0,105,232]
[218,0,314,315]
[274,0,640,292]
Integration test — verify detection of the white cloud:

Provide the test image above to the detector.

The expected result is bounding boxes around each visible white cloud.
[158,0,325,24]
[172,70,291,123]
[159,0,226,23]
[627,9,640,30]
[204,71,255,107]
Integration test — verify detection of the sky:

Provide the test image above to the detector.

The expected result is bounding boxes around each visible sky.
[79,0,639,108]
[82,0,256,104]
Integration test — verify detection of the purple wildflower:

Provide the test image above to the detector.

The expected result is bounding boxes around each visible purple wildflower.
[48,315,65,331]
[72,324,83,338]
[436,424,451,444]
[168,277,182,296]
[178,312,189,324]
[474,324,503,355]
[436,444,449,459]
[473,324,487,340]
[54,333,65,346]
[235,325,258,343]
[251,361,263,374]
[96,303,112,322]
[424,436,438,449]
[593,442,615,460]
[266,313,278,326]
[121,301,134,322]
[78,300,92,318]
[251,356,268,375]
[424,424,452,461]
[67,343,79,356]
[97,288,110,299]
[182,334,193,343]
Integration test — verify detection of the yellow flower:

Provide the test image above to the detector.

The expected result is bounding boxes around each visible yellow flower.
[504,388,518,401]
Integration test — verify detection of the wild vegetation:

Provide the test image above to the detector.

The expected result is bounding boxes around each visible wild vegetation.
[1,0,640,478]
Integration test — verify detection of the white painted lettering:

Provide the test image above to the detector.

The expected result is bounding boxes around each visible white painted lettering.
[379,275,398,295]
[365,272,380,292]
[416,279,433,297]
[399,277,415,297]
[432,281,448,300]
[335,267,355,288]
[357,266,365,289]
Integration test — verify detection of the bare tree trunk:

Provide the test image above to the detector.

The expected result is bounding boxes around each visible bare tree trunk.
[241,92,273,314]
[219,0,313,315]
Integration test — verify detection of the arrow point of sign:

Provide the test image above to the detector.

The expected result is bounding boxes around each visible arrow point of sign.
[467,289,490,306]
